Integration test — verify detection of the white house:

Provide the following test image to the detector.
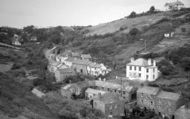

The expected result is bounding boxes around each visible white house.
[126,57,159,82]
[164,32,174,38]
[32,88,45,98]
[87,63,111,76]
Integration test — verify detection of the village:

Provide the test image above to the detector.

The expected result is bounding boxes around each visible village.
[28,41,189,119]
[0,0,190,119]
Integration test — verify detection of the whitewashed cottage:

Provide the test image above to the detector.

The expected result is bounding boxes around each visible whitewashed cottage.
[126,57,160,82]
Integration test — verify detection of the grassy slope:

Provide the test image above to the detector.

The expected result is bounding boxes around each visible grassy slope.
[84,13,165,36]
[0,73,58,119]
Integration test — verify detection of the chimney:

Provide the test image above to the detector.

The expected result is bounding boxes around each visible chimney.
[148,59,152,65]
[98,77,101,81]
[103,78,106,82]
[130,57,135,62]
[153,60,156,66]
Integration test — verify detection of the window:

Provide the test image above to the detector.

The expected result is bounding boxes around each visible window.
[146,75,149,79]
[130,66,132,70]
[115,105,117,109]
[146,69,149,73]
[109,105,113,110]
[123,91,126,95]
[134,66,136,70]
[139,73,141,77]
[139,67,141,71]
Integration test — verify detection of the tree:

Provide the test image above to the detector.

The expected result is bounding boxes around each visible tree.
[180,57,190,72]
[129,28,140,36]
[157,59,175,76]
[23,25,35,33]
[128,11,136,18]
[149,6,155,13]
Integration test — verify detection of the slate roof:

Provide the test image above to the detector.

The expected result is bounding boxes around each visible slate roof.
[32,88,45,98]
[57,68,75,73]
[81,54,92,59]
[95,80,135,92]
[157,91,181,101]
[95,81,121,90]
[65,58,102,68]
[85,88,106,95]
[137,86,160,95]
[95,93,121,104]
[127,58,155,67]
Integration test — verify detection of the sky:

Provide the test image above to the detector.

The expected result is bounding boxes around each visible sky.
[0,0,190,28]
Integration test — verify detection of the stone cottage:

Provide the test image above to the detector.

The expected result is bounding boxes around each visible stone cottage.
[155,91,185,119]
[93,93,125,117]
[174,102,190,119]
[54,68,76,82]
[85,88,106,100]
[94,80,136,102]
[137,86,160,110]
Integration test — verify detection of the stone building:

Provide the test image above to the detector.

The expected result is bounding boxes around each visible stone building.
[81,54,92,61]
[85,88,106,100]
[155,91,185,119]
[137,86,160,110]
[94,80,136,102]
[54,68,76,82]
[174,102,190,119]
[126,57,160,82]
[93,93,125,117]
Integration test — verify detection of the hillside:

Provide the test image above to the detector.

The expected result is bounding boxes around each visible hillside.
[0,8,190,118]
[0,72,58,119]
[84,13,165,36]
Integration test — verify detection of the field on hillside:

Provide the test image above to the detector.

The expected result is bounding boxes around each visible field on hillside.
[84,13,165,36]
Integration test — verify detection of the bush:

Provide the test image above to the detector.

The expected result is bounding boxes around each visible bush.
[181,27,186,32]
[180,57,190,72]
[157,59,175,76]
[129,28,140,36]
[128,11,136,18]
[148,6,155,14]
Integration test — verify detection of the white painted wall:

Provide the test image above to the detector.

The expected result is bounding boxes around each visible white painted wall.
[126,65,159,82]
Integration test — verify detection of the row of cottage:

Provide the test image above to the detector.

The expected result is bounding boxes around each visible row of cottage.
[45,45,161,83]
[32,78,189,119]
[45,46,111,82]
[82,80,188,119]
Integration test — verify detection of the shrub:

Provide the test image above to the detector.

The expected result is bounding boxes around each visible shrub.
[157,59,175,76]
[181,27,186,32]
[128,11,136,18]
[129,28,140,36]
[180,57,190,72]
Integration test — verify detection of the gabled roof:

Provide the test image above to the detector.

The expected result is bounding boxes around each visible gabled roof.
[95,93,121,104]
[95,81,121,90]
[57,68,75,73]
[81,54,92,59]
[157,91,181,101]
[127,58,155,67]
[137,86,160,95]
[32,88,45,98]
[85,88,106,95]
[95,80,135,92]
